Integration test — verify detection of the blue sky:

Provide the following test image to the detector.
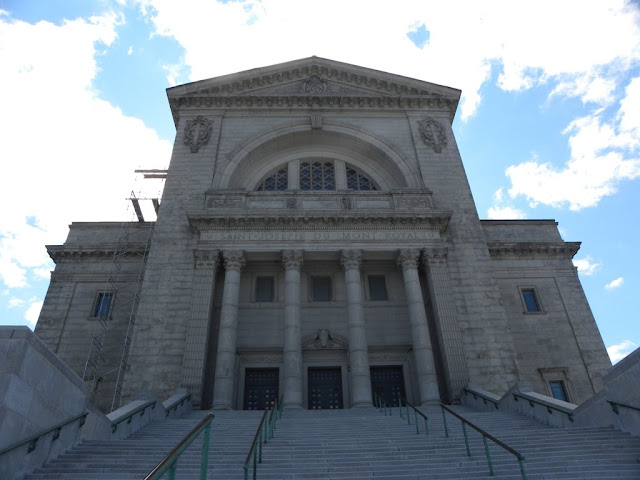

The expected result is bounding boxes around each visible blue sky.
[0,0,638,364]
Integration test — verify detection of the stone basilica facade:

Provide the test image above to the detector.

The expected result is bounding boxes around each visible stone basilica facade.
[35,57,611,412]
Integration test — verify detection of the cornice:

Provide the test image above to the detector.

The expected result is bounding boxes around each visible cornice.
[170,95,454,121]
[487,242,581,259]
[187,211,451,234]
[46,245,147,263]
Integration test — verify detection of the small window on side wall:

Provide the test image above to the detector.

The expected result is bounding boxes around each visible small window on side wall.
[311,276,332,301]
[93,292,114,318]
[256,276,275,302]
[520,287,541,313]
[548,381,568,402]
[368,275,388,301]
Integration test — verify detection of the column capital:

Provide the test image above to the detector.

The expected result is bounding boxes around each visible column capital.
[193,249,220,269]
[397,249,420,270]
[281,249,304,270]
[222,250,245,271]
[340,249,362,270]
[422,247,448,267]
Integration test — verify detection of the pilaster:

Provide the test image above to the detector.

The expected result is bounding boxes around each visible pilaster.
[182,249,219,407]
[422,248,468,401]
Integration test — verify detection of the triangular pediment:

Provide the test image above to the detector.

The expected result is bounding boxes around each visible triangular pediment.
[167,57,460,121]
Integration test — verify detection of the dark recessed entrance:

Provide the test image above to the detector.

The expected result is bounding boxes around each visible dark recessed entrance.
[370,365,405,407]
[308,367,343,409]
[244,368,279,410]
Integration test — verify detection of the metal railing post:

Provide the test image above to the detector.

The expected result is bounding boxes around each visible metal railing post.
[442,407,449,437]
[414,410,419,434]
[200,422,210,480]
[462,422,471,457]
[482,435,494,476]
[168,462,177,480]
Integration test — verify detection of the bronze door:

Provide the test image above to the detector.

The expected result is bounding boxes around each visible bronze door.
[370,366,405,407]
[244,368,279,410]
[308,367,343,409]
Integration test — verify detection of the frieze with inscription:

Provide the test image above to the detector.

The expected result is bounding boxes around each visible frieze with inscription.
[200,229,439,243]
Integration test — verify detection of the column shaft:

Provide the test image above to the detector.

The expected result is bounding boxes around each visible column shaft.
[341,250,373,407]
[182,250,219,406]
[212,250,245,409]
[282,250,303,408]
[398,249,440,404]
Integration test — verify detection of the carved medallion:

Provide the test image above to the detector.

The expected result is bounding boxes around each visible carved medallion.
[302,75,328,94]
[418,117,447,153]
[184,116,213,153]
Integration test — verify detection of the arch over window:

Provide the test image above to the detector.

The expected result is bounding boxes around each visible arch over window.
[219,127,421,191]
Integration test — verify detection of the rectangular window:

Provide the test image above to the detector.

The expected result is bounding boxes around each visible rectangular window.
[93,292,114,318]
[312,276,332,301]
[549,381,568,402]
[521,288,541,313]
[368,275,388,301]
[256,276,274,302]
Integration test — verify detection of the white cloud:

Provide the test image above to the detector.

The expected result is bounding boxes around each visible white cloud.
[8,298,25,308]
[607,340,638,363]
[573,257,600,276]
[486,188,526,219]
[0,13,172,294]
[24,299,43,329]
[605,277,625,290]
[487,205,526,220]
[504,98,640,211]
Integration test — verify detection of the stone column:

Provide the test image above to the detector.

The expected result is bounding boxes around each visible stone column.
[422,248,468,400]
[182,249,219,407]
[281,250,304,408]
[212,250,245,409]
[341,249,373,407]
[397,249,440,404]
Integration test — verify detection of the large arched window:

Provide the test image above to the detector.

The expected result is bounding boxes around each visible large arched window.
[256,161,377,191]
[257,166,288,191]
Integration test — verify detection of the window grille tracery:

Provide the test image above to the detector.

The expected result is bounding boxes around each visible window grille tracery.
[257,166,288,191]
[300,161,335,190]
[346,167,376,191]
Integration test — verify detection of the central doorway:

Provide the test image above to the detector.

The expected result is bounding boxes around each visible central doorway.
[308,367,343,409]
[244,368,279,410]
[370,365,405,407]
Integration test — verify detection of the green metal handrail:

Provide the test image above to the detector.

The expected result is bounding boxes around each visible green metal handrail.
[111,399,157,433]
[512,392,574,422]
[243,396,283,480]
[441,404,526,479]
[143,412,214,480]
[373,393,430,437]
[0,411,88,456]
[608,400,640,414]
[463,388,500,409]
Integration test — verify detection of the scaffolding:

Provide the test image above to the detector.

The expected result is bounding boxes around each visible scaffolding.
[82,172,165,412]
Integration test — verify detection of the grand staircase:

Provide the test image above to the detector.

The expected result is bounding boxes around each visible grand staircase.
[23,405,640,479]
